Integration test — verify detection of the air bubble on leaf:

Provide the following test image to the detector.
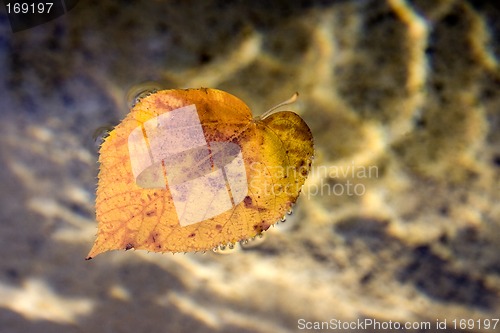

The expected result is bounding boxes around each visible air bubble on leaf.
[212,242,239,255]
[240,233,266,250]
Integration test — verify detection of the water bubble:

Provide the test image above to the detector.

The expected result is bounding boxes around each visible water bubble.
[212,242,239,255]
[280,216,287,222]
[287,208,293,215]
[240,233,266,249]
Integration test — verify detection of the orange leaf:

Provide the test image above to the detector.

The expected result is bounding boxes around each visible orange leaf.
[86,88,313,259]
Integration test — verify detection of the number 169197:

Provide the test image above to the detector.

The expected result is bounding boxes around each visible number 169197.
[6,2,53,14]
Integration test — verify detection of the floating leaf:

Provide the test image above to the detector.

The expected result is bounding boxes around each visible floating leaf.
[87,88,313,259]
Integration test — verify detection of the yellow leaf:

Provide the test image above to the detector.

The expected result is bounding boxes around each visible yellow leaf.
[86,88,313,259]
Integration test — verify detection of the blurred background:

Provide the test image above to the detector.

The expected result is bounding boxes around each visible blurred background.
[0,0,499,332]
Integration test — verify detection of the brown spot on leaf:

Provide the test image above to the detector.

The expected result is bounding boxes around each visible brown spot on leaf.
[253,220,271,233]
[243,195,268,212]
